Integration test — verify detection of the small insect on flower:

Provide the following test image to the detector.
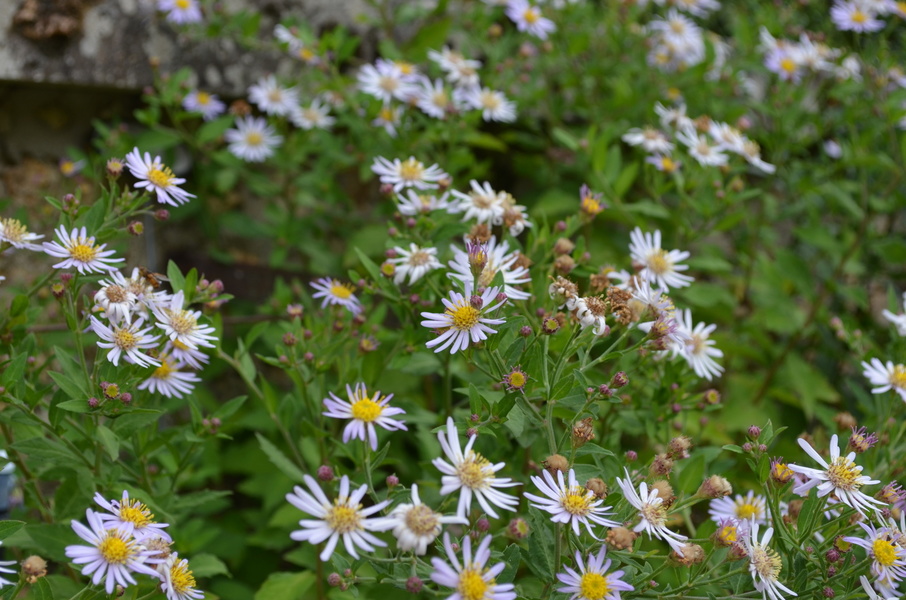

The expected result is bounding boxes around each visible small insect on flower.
[43,226,123,274]
[311,277,363,314]
[125,148,196,207]
[322,383,407,451]
[430,533,516,600]
[556,546,635,600]
[525,468,620,538]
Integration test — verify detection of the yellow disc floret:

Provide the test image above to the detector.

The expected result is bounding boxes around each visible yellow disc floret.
[447,303,481,331]
[458,568,489,600]
[579,572,610,600]
[98,534,132,564]
[325,504,362,534]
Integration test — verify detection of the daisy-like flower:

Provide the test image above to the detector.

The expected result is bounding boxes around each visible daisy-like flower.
[182,90,226,121]
[285,474,394,561]
[0,217,44,251]
[43,226,123,274]
[428,46,482,78]
[159,553,204,600]
[59,158,86,177]
[863,358,906,402]
[788,434,886,516]
[448,180,507,225]
[502,366,528,391]
[431,417,520,519]
[464,87,517,122]
[830,1,885,32]
[371,104,403,137]
[628,227,694,290]
[646,154,681,173]
[388,484,466,555]
[164,339,209,370]
[676,127,729,167]
[505,0,557,39]
[137,356,201,399]
[671,309,724,380]
[843,521,906,597]
[622,126,674,154]
[94,490,172,542]
[447,236,531,300]
[322,383,407,451]
[430,533,516,600]
[415,77,457,119]
[310,277,362,314]
[396,189,450,215]
[388,243,443,286]
[709,491,769,526]
[741,139,777,175]
[0,542,15,587]
[152,291,218,350]
[225,116,283,163]
[158,0,202,24]
[420,283,508,354]
[525,468,620,537]
[764,47,804,83]
[289,99,335,130]
[574,297,609,337]
[556,546,635,600]
[882,292,906,336]
[90,316,160,368]
[357,59,418,104]
[95,273,139,322]
[709,122,746,154]
[125,148,196,206]
[745,520,797,600]
[654,101,693,131]
[65,509,162,595]
[501,196,532,236]
[615,468,688,555]
[248,75,299,117]
[371,156,448,193]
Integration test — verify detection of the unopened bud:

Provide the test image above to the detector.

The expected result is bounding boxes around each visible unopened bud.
[476,518,490,532]
[88,397,99,408]
[127,221,144,236]
[154,209,170,221]
[748,425,762,439]
[553,238,575,255]
[317,465,334,481]
[283,333,297,347]
[470,295,483,309]
[610,371,629,388]
[495,292,507,303]
[386,474,399,487]
[405,577,423,594]
[327,573,342,587]
[519,325,532,337]
[507,517,530,539]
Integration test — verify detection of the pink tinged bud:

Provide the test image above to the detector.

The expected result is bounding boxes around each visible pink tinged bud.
[386,474,399,487]
[317,465,335,481]
[470,295,483,309]
[495,292,507,303]
[748,425,761,438]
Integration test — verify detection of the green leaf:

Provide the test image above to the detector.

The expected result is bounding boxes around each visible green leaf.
[167,260,186,292]
[722,444,743,454]
[552,127,580,151]
[214,396,247,420]
[53,398,92,413]
[524,510,553,581]
[254,572,315,600]
[188,553,231,578]
[26,577,53,600]
[196,116,234,145]
[10,295,28,317]
[96,425,120,461]
[0,521,25,541]
[498,544,522,584]
[353,247,382,282]
[256,433,305,483]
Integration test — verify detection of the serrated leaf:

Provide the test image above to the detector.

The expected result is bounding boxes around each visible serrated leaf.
[256,433,305,483]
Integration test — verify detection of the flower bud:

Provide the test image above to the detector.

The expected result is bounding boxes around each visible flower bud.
[386,474,399,487]
[154,209,170,221]
[625,450,637,461]
[317,465,334,481]
[106,157,124,179]
[770,457,794,484]
[468,242,488,278]
[553,238,575,256]
[327,573,342,587]
[649,453,674,477]
[88,397,99,408]
[476,518,490,532]
[22,555,47,583]
[120,393,132,404]
[553,255,575,275]
[519,325,532,337]
[507,517,530,539]
[747,425,762,439]
[127,221,144,236]
[406,577,423,594]
[286,304,304,318]
[283,333,297,347]
[495,292,507,303]
[469,295,483,309]
[697,475,732,498]
[610,371,629,388]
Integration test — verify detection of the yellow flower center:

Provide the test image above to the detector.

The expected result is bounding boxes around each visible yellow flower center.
[325,504,362,534]
[506,371,526,389]
[772,462,793,481]
[669,20,685,33]
[167,309,198,335]
[104,383,120,399]
[640,502,667,526]
[523,8,539,24]
[660,157,677,172]
[458,568,489,600]
[300,48,315,61]
[398,158,425,182]
[404,504,440,536]
[303,108,320,122]
[350,397,383,422]
[873,538,899,567]
[245,131,264,146]
[104,285,129,304]
[60,160,77,175]
[175,0,190,8]
[780,58,796,73]
[750,544,782,580]
[119,500,154,528]
[561,487,592,516]
[826,456,862,491]
[195,91,210,105]
[717,524,737,544]
[70,243,99,263]
[113,328,138,350]
[408,250,432,266]
[852,9,867,23]
[147,166,175,188]
[735,502,760,520]
[432,91,449,108]
[330,282,354,300]
[396,62,415,74]
[98,535,132,564]
[170,560,197,594]
[446,303,481,331]
[1,218,28,243]
[267,88,283,103]
[480,91,502,110]
[457,452,491,490]
[646,249,671,275]
[581,196,602,216]
[379,107,395,121]
[154,360,174,380]
[889,365,906,389]
[379,76,399,92]
[579,572,610,600]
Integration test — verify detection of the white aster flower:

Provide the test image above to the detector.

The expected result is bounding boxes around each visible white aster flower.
[430,533,516,600]
[248,75,299,117]
[709,491,769,526]
[665,0,721,17]
[137,356,201,399]
[0,217,44,251]
[615,468,688,555]
[90,315,160,368]
[164,339,209,370]
[158,0,202,24]
[654,102,694,131]
[556,546,635,600]
[125,148,195,206]
[500,195,533,236]
[59,158,85,178]
[395,189,450,215]
[371,156,448,193]
[843,521,906,597]
[225,116,282,163]
[371,104,403,137]
[431,417,520,519]
[882,293,906,335]
[676,127,729,167]
[709,122,746,154]
[420,283,508,355]
[830,1,885,32]
[289,99,335,130]
[745,520,798,600]
[862,358,906,402]
[788,434,886,516]
[95,273,139,322]
[152,290,218,350]
[310,277,362,314]
[447,236,532,301]
[764,47,804,83]
[65,509,161,595]
[524,468,619,537]
[448,180,507,225]
[741,139,776,174]
[861,575,901,600]
[646,154,681,173]
[622,126,674,154]
[388,243,443,285]
[388,484,466,555]
[182,90,225,121]
[429,46,482,76]
[159,553,204,600]
[574,296,609,337]
[357,59,418,104]
[648,10,702,49]
[670,309,724,380]
[93,490,172,542]
[464,87,517,122]
[505,0,557,39]
[322,383,407,451]
[286,474,394,561]
[628,227,694,290]
[414,77,457,119]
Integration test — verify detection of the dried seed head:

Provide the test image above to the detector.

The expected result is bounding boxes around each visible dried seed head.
[585,477,608,499]
[697,475,733,499]
[605,526,638,551]
[649,453,674,477]
[651,480,675,506]
[543,454,569,474]
[672,543,705,566]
